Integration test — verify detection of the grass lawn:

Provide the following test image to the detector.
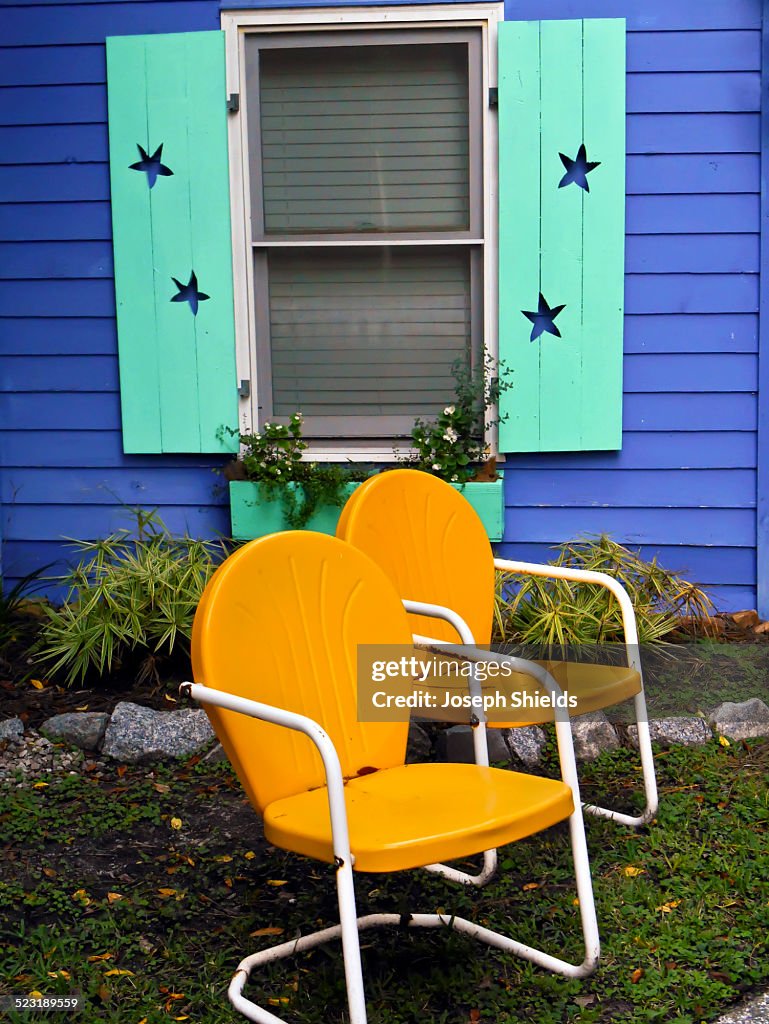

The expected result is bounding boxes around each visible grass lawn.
[0,738,767,1024]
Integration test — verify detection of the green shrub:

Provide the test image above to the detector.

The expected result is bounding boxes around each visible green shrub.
[494,534,714,646]
[35,509,230,687]
[225,413,370,528]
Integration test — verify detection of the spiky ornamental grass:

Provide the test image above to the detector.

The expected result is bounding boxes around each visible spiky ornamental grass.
[35,509,231,687]
[494,535,714,647]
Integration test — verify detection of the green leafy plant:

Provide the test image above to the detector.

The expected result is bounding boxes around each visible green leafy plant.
[34,509,230,687]
[494,534,714,646]
[398,352,513,484]
[225,413,369,528]
[0,565,50,656]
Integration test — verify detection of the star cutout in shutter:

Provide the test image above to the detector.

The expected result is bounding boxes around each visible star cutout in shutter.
[558,143,600,192]
[170,271,209,316]
[522,293,566,342]
[129,144,173,189]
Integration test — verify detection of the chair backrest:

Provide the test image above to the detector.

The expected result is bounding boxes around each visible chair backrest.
[192,531,412,811]
[337,470,495,645]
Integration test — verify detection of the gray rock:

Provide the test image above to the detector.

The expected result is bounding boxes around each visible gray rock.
[406,722,433,763]
[712,990,769,1024]
[627,716,710,749]
[101,702,214,764]
[569,711,619,762]
[709,698,769,742]
[0,718,24,745]
[486,728,513,764]
[507,725,548,767]
[40,712,110,751]
[436,723,512,764]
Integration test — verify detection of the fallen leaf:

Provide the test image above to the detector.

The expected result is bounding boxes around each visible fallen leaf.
[470,1011,481,1023]
[158,888,177,898]
[267,879,288,887]
[522,882,540,891]
[630,968,644,983]
[153,782,170,793]
[29,679,46,690]
[224,877,233,888]
[43,867,57,878]
[33,782,49,789]
[574,995,596,1008]
[244,851,256,860]
[107,892,124,903]
[656,900,682,914]
[718,735,731,747]
[170,817,182,830]
[72,889,91,905]
[116,765,127,778]
[164,694,177,703]
[87,953,113,962]
[104,969,134,977]
[249,927,284,938]
[623,866,645,878]
[76,705,89,711]
[215,854,233,863]
[29,990,43,999]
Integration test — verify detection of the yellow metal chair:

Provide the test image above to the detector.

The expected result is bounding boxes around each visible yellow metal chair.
[336,469,658,835]
[183,531,600,1024]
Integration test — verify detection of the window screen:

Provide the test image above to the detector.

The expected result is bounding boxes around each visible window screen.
[266,247,471,432]
[254,42,470,234]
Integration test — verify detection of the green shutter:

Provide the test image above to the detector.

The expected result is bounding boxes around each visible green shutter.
[497,19,625,453]
[106,31,238,454]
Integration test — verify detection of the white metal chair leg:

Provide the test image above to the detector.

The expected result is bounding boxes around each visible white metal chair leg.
[582,690,659,828]
[225,668,599,1023]
[229,855,599,1024]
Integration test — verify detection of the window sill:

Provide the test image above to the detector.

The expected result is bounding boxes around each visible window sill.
[229,476,504,542]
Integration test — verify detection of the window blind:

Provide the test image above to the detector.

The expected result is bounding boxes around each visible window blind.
[266,247,471,430]
[254,41,470,235]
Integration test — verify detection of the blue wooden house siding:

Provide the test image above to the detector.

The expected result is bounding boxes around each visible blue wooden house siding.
[0,0,763,612]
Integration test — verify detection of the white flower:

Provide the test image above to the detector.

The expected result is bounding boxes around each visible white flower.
[443,427,459,444]
[432,463,442,471]
[275,469,281,475]
[264,422,271,428]
[443,405,456,416]
[292,411,303,421]
[451,474,458,482]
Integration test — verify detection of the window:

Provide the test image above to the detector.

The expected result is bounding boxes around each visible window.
[224,6,502,457]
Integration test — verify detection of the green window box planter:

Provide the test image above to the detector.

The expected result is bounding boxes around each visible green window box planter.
[229,476,505,543]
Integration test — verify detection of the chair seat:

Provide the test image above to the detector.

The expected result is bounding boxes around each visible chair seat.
[409,655,641,726]
[264,762,573,873]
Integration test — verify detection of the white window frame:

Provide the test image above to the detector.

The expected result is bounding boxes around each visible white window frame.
[221,3,503,461]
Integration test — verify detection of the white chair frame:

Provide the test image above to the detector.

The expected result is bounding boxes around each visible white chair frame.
[183,600,601,1024]
[493,558,659,829]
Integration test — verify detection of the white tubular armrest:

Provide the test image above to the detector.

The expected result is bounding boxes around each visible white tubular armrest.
[180,682,353,864]
[494,557,642,674]
[402,599,476,645]
[411,637,568,716]
[401,600,489,766]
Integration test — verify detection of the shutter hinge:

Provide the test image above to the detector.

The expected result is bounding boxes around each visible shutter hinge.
[227,93,240,114]
[238,379,250,399]
[488,87,498,109]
